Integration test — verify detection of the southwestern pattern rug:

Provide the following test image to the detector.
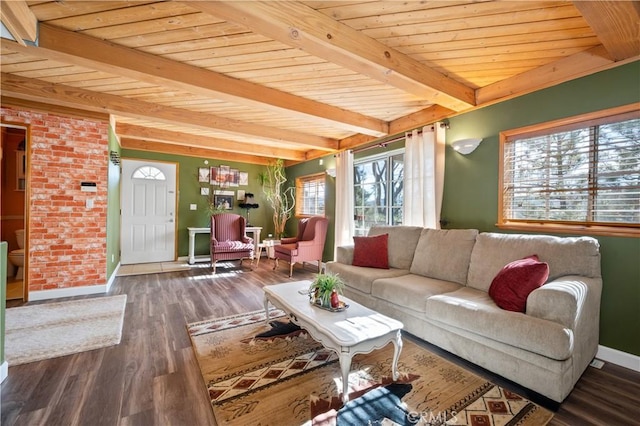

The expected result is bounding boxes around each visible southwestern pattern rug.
[187,309,553,426]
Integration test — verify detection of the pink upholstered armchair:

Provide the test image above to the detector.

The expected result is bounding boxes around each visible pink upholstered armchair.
[273,216,329,277]
[210,213,254,274]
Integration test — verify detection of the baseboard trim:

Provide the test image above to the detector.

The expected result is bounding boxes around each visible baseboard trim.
[178,255,209,264]
[29,284,107,301]
[1,361,8,383]
[107,262,121,291]
[597,345,640,372]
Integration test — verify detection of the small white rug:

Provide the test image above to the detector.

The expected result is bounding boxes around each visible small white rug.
[4,295,127,366]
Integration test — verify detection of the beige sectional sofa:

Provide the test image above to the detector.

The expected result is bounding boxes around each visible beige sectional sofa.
[325,225,602,402]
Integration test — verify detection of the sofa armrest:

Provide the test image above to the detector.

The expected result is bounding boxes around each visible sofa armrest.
[281,237,298,244]
[526,276,601,330]
[335,245,354,264]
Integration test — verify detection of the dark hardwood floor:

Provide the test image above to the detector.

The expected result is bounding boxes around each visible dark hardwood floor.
[2,260,639,425]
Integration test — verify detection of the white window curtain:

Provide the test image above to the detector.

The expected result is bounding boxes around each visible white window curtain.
[403,123,446,228]
[334,150,354,258]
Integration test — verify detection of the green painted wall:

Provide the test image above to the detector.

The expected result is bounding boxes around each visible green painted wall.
[286,157,336,262]
[441,61,640,356]
[120,150,274,257]
[285,61,640,357]
[106,126,121,279]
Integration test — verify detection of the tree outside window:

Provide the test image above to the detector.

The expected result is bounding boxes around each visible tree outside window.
[354,150,404,236]
[499,104,639,237]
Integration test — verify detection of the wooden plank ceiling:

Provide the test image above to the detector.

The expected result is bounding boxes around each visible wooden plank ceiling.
[1,1,638,165]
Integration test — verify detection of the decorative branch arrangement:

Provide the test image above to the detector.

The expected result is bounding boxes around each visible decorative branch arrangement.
[260,159,295,239]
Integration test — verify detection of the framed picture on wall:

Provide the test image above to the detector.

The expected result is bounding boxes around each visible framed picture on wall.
[230,168,240,187]
[219,165,230,183]
[214,190,234,210]
[210,166,221,185]
[198,167,210,183]
[239,171,249,186]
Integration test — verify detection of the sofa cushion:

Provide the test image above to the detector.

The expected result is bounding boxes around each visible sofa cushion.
[368,226,423,270]
[467,233,601,292]
[352,234,389,269]
[410,228,478,285]
[325,261,409,294]
[425,287,573,360]
[371,274,461,313]
[489,255,549,312]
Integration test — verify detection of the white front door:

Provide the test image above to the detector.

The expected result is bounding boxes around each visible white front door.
[121,159,177,264]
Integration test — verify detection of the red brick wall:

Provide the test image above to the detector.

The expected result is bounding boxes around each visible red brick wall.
[1,106,109,293]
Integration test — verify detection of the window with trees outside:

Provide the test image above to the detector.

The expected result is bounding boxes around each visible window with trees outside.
[499,104,639,237]
[354,149,404,236]
[295,173,325,216]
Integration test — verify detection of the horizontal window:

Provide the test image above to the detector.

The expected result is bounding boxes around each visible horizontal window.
[499,104,639,237]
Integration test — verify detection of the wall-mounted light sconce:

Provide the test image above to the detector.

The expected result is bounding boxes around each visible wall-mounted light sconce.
[451,138,483,155]
[326,168,336,178]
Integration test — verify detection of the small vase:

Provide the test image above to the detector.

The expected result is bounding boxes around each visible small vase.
[330,289,340,308]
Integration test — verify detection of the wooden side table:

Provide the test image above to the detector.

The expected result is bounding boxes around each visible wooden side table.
[255,239,280,267]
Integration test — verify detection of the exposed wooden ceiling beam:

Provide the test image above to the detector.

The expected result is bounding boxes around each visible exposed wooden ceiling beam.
[388,105,455,136]
[120,138,272,165]
[0,0,37,46]
[475,46,637,105]
[0,72,339,150]
[339,105,454,151]
[185,1,475,112]
[116,123,306,161]
[1,96,110,122]
[573,1,640,61]
[33,23,387,137]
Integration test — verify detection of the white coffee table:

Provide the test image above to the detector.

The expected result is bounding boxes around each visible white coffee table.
[263,280,403,403]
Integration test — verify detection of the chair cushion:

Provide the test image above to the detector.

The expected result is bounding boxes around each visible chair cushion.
[352,234,389,269]
[425,287,573,360]
[467,232,601,292]
[368,226,423,270]
[214,240,254,253]
[488,255,549,312]
[325,262,409,294]
[410,228,478,285]
[371,274,461,313]
[274,243,298,257]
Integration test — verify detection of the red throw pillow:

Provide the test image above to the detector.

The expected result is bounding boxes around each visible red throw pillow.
[352,234,389,269]
[488,255,549,313]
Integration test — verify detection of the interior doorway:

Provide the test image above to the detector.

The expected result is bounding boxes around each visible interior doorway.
[1,123,28,302]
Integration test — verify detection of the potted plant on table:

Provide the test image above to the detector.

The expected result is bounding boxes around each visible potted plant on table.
[309,273,345,309]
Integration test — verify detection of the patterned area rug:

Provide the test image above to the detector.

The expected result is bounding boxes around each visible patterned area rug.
[187,310,553,426]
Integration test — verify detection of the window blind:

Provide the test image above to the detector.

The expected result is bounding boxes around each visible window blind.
[296,174,325,216]
[503,116,640,226]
